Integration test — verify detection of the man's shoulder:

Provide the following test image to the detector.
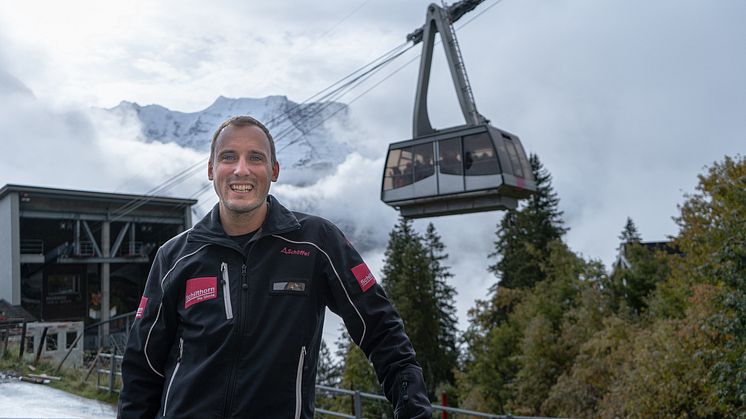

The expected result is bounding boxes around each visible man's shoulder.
[287,211,345,240]
[156,228,200,261]
[292,211,330,227]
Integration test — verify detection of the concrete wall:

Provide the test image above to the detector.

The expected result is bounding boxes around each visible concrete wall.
[19,321,85,369]
[0,192,20,304]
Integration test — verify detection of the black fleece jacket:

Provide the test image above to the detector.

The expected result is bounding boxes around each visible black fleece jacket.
[118,196,431,418]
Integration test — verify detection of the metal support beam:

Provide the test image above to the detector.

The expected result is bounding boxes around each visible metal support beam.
[57,257,149,264]
[129,222,136,256]
[110,222,130,258]
[74,220,81,256]
[0,192,22,304]
[184,206,193,229]
[20,210,186,224]
[81,221,102,257]
[101,221,110,338]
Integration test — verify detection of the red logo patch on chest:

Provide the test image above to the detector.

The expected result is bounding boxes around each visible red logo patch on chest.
[351,263,376,292]
[136,296,148,319]
[185,276,218,309]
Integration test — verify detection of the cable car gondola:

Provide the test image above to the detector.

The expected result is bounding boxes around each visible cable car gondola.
[381,1,536,218]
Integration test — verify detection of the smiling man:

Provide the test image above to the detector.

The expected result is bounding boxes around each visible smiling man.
[118,116,432,418]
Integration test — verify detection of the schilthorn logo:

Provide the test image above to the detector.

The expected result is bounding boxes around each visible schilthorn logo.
[186,287,216,304]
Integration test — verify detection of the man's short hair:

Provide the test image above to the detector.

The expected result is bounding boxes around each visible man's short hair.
[209,116,276,165]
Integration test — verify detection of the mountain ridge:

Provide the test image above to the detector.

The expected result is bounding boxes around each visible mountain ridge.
[101,95,353,186]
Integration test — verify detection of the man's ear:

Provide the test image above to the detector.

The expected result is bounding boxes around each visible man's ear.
[271,161,280,182]
[208,160,214,180]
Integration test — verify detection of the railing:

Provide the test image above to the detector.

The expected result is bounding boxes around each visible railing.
[96,350,123,394]
[315,385,538,419]
[0,318,28,359]
[20,239,44,254]
[116,241,144,257]
[80,320,550,419]
[86,335,124,394]
[77,241,96,256]
[85,311,136,350]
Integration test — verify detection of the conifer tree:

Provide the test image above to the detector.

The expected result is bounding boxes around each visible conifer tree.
[460,154,567,413]
[333,331,391,417]
[317,340,341,387]
[380,217,456,397]
[608,217,667,314]
[618,216,642,244]
[315,339,343,413]
[488,154,567,290]
[423,223,459,393]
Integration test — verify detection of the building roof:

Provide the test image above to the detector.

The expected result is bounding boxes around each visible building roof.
[0,299,37,322]
[613,240,682,271]
[0,184,198,206]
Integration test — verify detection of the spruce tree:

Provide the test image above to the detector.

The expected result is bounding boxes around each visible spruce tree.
[380,217,455,398]
[618,216,642,244]
[608,217,667,314]
[317,340,342,387]
[334,331,391,417]
[488,154,567,290]
[315,339,343,413]
[423,223,459,395]
[460,154,567,412]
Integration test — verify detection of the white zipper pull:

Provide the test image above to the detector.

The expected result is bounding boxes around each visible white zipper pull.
[221,262,234,320]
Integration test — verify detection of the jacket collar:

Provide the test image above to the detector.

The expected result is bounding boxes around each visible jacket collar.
[188,195,300,246]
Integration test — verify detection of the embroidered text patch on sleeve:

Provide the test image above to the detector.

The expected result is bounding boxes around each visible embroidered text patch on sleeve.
[351,263,376,292]
[185,276,218,309]
[136,296,149,319]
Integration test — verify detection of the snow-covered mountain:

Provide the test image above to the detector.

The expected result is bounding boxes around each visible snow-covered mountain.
[101,95,354,186]
[93,95,393,253]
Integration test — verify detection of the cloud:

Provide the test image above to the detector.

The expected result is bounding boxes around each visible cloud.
[273,152,397,251]
[0,68,206,197]
[1,0,745,338]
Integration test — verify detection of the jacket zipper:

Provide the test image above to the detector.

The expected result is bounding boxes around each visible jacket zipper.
[162,336,184,416]
[222,257,249,417]
[240,264,248,331]
[294,346,306,419]
[220,262,234,319]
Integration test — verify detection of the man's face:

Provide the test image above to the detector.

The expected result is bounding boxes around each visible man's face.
[208,124,279,219]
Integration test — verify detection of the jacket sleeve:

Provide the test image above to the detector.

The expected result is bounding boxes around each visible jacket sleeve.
[320,223,432,419]
[118,247,179,419]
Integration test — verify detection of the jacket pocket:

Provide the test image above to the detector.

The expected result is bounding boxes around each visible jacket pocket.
[220,262,234,320]
[294,346,306,419]
[162,337,184,417]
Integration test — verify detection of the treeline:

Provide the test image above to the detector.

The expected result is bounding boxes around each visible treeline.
[320,154,745,418]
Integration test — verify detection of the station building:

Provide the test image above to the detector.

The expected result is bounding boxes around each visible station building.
[0,184,197,328]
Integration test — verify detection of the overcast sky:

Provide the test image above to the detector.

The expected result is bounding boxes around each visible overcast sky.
[1,0,744,334]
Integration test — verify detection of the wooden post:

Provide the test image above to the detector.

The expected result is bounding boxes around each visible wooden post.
[18,321,27,360]
[2,324,9,356]
[441,392,448,419]
[108,346,117,393]
[84,347,104,382]
[55,331,84,373]
[34,327,48,365]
